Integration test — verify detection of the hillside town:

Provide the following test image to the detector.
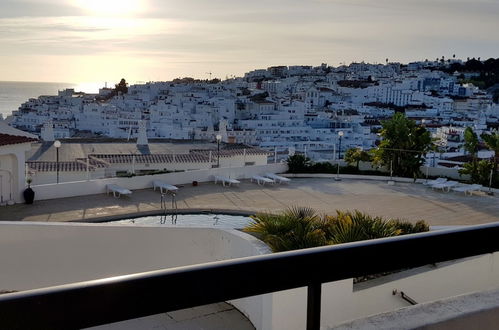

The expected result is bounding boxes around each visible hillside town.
[7,59,499,165]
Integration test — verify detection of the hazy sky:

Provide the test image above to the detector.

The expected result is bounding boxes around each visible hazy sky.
[0,0,498,86]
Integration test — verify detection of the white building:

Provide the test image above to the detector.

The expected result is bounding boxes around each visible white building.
[0,122,37,204]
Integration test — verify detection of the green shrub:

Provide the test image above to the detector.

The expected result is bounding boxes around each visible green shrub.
[244,208,430,252]
[325,210,401,244]
[390,219,429,235]
[244,207,328,252]
[287,155,312,173]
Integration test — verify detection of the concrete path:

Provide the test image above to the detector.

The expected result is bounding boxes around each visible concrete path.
[88,302,255,330]
[1,178,498,226]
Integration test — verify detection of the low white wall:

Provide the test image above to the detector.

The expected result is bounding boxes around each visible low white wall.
[31,163,287,201]
[0,222,271,329]
[1,221,499,330]
[266,252,499,330]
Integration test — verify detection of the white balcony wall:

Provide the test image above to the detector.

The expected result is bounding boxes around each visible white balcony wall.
[0,222,271,329]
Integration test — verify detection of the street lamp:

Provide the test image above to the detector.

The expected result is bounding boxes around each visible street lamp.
[335,131,344,181]
[337,131,344,159]
[54,140,61,184]
[216,134,222,168]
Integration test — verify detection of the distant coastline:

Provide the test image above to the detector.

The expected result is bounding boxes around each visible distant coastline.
[0,81,102,119]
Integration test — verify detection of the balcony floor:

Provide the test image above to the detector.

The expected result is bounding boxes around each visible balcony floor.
[1,178,498,225]
[87,302,255,330]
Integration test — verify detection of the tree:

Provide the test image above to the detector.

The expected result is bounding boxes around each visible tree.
[244,208,429,252]
[287,154,312,173]
[244,207,327,252]
[372,113,432,178]
[460,127,480,182]
[325,211,400,245]
[115,78,128,94]
[463,127,479,157]
[481,131,499,185]
[481,132,499,164]
[344,147,371,170]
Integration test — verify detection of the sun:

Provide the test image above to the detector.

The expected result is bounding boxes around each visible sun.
[73,0,145,16]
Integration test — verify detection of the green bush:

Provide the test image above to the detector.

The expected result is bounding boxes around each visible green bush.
[286,155,390,176]
[325,210,401,244]
[244,208,430,252]
[287,155,312,173]
[244,207,328,252]
[390,219,430,235]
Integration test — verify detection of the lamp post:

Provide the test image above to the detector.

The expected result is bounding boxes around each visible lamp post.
[335,131,344,181]
[54,140,61,184]
[337,131,344,160]
[216,134,222,168]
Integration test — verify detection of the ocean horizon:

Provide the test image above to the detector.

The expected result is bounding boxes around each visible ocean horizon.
[0,81,103,119]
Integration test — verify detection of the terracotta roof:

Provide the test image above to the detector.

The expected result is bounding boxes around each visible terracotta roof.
[27,161,98,172]
[0,133,37,147]
[90,153,212,164]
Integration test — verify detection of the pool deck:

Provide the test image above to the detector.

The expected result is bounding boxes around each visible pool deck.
[1,178,498,226]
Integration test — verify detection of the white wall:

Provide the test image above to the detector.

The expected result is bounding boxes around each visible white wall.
[0,154,15,204]
[0,142,31,203]
[31,163,287,201]
[1,221,499,330]
[0,222,271,329]
[252,252,499,330]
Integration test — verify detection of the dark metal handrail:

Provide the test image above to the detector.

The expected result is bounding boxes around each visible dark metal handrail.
[1,222,499,330]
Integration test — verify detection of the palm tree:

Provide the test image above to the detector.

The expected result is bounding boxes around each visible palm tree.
[244,207,328,252]
[325,211,401,244]
[481,132,499,181]
[244,208,430,252]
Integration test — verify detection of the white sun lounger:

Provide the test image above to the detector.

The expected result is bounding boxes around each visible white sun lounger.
[106,184,132,198]
[452,184,483,196]
[153,180,179,194]
[214,175,240,187]
[423,177,447,186]
[265,173,291,184]
[431,181,459,192]
[251,175,275,185]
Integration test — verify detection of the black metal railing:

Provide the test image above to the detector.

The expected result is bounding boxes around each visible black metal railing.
[1,222,499,330]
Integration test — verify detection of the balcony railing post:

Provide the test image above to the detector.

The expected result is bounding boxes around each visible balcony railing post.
[307,282,321,330]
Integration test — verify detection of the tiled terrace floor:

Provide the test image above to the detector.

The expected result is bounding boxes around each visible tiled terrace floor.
[1,178,498,225]
[88,302,255,330]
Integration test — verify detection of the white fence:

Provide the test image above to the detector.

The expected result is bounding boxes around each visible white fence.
[32,163,287,201]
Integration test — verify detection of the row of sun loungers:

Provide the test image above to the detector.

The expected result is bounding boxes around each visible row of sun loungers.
[425,178,483,195]
[214,173,290,187]
[106,180,179,198]
[107,173,290,197]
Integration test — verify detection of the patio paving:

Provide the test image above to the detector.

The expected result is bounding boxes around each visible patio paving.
[88,302,255,330]
[1,178,498,226]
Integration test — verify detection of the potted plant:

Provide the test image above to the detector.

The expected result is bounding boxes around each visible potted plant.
[23,178,35,204]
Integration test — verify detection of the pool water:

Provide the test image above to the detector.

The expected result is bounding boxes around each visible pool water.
[111,213,253,229]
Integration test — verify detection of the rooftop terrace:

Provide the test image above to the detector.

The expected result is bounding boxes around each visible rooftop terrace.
[1,178,498,225]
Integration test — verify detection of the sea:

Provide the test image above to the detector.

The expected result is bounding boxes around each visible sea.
[0,81,103,120]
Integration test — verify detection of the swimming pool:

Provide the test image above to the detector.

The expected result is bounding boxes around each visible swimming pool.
[111,213,253,229]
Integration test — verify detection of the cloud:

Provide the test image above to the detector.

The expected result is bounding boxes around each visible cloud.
[0,0,84,18]
[0,0,497,82]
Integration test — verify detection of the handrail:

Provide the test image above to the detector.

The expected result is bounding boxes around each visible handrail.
[1,222,499,329]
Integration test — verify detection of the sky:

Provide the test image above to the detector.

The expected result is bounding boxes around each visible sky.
[0,0,498,86]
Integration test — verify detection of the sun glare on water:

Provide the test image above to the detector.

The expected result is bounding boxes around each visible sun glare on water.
[73,0,146,16]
